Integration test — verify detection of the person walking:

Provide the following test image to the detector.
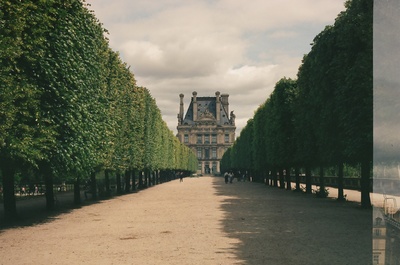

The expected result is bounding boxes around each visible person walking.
[229,171,234,184]
[179,172,184,182]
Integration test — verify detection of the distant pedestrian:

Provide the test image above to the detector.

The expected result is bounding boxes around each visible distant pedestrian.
[224,172,229,184]
[229,171,234,184]
[180,172,184,182]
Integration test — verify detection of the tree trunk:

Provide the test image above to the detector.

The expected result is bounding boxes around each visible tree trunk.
[159,170,162,184]
[124,170,131,193]
[286,168,292,190]
[264,170,269,186]
[273,169,278,187]
[318,167,327,198]
[360,160,372,208]
[156,170,160,185]
[116,172,122,194]
[270,170,274,186]
[295,167,301,191]
[337,163,345,201]
[74,176,81,205]
[143,169,147,187]
[149,171,153,186]
[90,171,97,200]
[139,171,143,189]
[105,169,110,196]
[1,160,17,220]
[305,167,312,194]
[146,169,150,187]
[131,169,136,191]
[45,172,55,210]
[279,168,285,189]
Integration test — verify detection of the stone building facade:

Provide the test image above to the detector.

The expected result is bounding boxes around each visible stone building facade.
[373,210,386,265]
[177,91,236,174]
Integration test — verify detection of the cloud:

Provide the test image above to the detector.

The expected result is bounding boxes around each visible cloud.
[121,37,243,79]
[86,0,346,135]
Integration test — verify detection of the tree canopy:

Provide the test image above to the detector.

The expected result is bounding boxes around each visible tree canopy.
[221,0,372,207]
[0,0,197,218]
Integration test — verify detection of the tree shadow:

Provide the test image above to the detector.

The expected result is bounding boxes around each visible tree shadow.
[0,185,162,231]
[0,192,110,231]
[212,177,372,265]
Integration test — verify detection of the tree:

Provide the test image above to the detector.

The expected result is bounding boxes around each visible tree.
[252,103,269,183]
[0,1,59,217]
[333,0,372,207]
[267,78,298,189]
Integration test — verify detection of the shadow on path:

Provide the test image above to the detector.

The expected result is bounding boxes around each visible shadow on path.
[213,177,372,265]
[0,192,101,230]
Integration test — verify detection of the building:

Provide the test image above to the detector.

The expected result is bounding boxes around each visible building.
[373,209,386,265]
[177,91,236,174]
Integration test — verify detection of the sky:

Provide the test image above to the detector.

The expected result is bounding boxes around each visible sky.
[373,0,400,163]
[85,0,346,136]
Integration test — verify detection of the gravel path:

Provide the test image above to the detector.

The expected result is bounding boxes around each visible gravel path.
[0,176,371,265]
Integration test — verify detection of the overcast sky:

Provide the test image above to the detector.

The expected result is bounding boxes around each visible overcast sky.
[373,0,400,163]
[86,0,346,136]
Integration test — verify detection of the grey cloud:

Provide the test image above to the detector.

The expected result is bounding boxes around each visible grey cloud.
[374,0,400,163]
[86,0,346,136]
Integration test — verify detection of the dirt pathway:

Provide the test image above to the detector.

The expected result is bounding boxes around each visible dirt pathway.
[0,176,371,265]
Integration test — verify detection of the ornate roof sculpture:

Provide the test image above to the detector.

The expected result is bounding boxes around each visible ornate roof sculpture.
[178,91,234,126]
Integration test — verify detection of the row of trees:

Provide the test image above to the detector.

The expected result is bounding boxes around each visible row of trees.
[221,0,372,207]
[0,0,197,219]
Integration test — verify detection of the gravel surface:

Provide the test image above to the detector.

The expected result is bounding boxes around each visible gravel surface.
[0,176,372,265]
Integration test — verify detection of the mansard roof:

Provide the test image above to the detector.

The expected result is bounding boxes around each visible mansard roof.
[182,96,231,126]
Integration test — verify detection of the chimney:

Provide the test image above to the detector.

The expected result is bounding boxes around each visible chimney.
[192,91,198,121]
[221,93,229,116]
[178,93,184,125]
[215,91,220,123]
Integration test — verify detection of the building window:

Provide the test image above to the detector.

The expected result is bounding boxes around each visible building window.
[205,148,210,159]
[204,134,210,144]
[204,163,210,174]
[197,148,202,159]
[373,255,379,265]
[212,162,217,173]
[197,134,202,144]
[374,229,381,236]
[198,162,202,170]
[212,134,217,144]
[224,134,229,143]
[184,134,189,143]
[212,148,217,159]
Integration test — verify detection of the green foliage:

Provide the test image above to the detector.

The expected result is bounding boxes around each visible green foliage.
[252,102,268,173]
[0,0,197,190]
[220,147,232,173]
[237,119,254,170]
[0,1,57,168]
[265,78,297,169]
[222,0,372,182]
